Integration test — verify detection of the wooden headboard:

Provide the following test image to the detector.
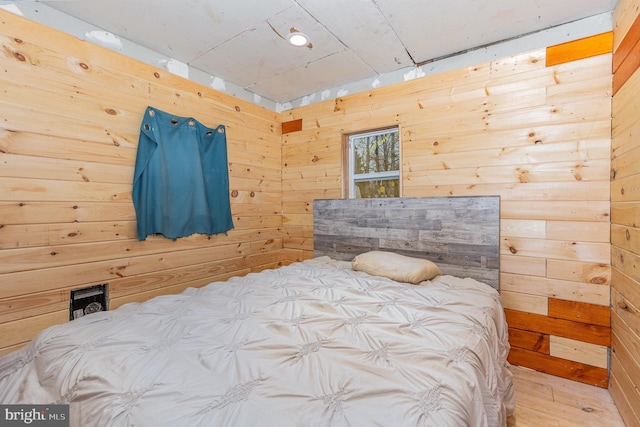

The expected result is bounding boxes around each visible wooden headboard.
[313,196,500,289]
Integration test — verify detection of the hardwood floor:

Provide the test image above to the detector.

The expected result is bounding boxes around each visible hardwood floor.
[508,365,625,427]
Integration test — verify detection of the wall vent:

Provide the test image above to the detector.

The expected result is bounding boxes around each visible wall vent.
[70,284,108,320]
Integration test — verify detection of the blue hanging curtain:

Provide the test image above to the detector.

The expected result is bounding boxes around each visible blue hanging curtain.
[132,106,234,241]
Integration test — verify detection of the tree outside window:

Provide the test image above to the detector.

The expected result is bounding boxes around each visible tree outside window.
[348,128,400,198]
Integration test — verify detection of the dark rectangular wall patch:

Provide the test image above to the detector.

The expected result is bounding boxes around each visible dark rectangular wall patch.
[282,118,302,134]
[546,32,612,67]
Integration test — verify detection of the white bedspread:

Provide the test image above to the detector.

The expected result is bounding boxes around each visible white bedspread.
[0,257,514,426]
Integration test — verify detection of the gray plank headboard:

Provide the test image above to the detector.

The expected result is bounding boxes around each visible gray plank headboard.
[313,196,500,289]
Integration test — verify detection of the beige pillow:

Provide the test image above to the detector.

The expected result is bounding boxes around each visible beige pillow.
[351,251,442,284]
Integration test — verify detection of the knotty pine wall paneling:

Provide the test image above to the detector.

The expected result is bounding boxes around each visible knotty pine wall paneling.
[281,36,613,386]
[610,0,640,424]
[0,10,283,355]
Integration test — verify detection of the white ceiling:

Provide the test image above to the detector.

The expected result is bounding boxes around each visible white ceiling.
[38,0,618,104]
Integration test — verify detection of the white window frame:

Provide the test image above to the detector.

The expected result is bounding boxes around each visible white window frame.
[347,127,400,199]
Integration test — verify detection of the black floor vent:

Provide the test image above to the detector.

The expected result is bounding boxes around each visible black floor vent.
[70,284,108,320]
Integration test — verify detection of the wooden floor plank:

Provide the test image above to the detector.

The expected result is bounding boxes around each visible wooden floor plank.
[508,366,625,427]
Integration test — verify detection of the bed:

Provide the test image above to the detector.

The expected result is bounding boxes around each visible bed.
[0,196,514,426]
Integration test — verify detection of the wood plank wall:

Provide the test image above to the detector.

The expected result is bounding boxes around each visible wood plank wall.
[0,10,283,356]
[0,6,627,395]
[281,36,613,386]
[610,0,640,424]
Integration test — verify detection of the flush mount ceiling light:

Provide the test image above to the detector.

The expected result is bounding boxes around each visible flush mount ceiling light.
[287,31,310,47]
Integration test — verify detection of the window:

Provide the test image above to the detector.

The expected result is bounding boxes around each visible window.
[346,127,400,198]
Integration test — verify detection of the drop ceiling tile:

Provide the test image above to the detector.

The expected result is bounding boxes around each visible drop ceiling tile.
[297,0,414,73]
[42,0,296,62]
[247,48,375,102]
[38,0,618,104]
[190,2,347,97]
[375,0,617,64]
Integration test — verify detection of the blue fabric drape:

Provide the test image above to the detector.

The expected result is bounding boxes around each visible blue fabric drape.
[132,106,233,241]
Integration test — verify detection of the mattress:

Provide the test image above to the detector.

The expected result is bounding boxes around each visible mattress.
[0,257,514,426]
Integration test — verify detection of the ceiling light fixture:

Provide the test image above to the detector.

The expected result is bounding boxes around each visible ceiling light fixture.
[287,31,310,47]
